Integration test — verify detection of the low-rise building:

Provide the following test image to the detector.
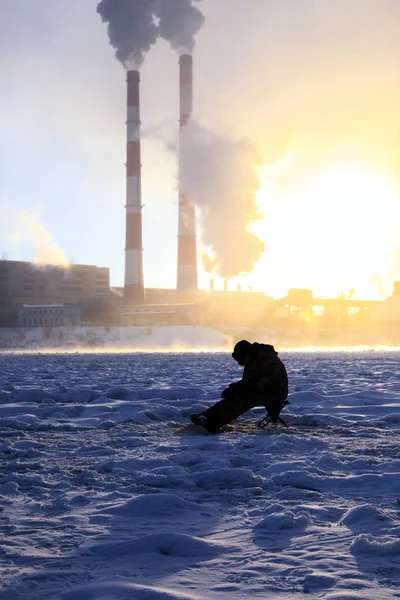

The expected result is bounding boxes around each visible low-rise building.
[0,260,110,326]
[17,304,81,328]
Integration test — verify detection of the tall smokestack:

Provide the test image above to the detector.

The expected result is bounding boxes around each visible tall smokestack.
[124,70,144,305]
[177,54,198,294]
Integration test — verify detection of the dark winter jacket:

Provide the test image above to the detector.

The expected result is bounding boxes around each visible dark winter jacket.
[223,343,288,403]
[243,343,288,400]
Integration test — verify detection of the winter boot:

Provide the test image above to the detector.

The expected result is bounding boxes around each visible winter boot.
[190,414,217,433]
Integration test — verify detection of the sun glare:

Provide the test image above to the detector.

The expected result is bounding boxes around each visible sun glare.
[249,164,400,300]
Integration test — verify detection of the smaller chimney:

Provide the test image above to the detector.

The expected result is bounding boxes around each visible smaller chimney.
[224,280,228,292]
[237,282,242,293]
[210,279,214,292]
[177,54,197,294]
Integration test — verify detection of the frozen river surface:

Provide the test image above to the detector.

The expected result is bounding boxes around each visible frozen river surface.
[0,351,399,599]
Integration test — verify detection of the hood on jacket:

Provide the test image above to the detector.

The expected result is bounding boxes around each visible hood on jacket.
[233,340,278,362]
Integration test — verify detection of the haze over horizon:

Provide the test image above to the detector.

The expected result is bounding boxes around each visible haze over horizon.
[1,0,400,300]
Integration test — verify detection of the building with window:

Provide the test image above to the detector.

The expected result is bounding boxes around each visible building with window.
[0,260,111,326]
[17,304,81,328]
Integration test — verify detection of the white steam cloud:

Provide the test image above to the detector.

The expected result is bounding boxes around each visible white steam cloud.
[180,122,265,278]
[11,210,70,266]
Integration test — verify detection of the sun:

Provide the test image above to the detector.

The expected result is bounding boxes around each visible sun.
[248,164,400,300]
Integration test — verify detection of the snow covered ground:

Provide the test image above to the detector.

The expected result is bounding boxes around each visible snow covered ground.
[0,350,399,599]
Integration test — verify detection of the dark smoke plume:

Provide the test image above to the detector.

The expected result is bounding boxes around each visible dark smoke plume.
[180,122,265,279]
[97,0,204,68]
[158,0,204,54]
[97,0,159,68]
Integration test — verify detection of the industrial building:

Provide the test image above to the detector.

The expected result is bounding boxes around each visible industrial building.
[121,302,205,326]
[17,304,81,328]
[0,260,113,327]
[1,253,400,343]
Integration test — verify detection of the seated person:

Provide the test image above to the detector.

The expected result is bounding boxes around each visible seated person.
[191,340,288,433]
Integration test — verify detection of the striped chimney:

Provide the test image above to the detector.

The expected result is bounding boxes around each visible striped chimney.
[177,54,198,293]
[124,70,144,305]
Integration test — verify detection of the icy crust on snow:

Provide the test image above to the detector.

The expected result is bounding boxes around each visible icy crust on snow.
[57,582,203,600]
[350,533,400,556]
[0,351,399,599]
